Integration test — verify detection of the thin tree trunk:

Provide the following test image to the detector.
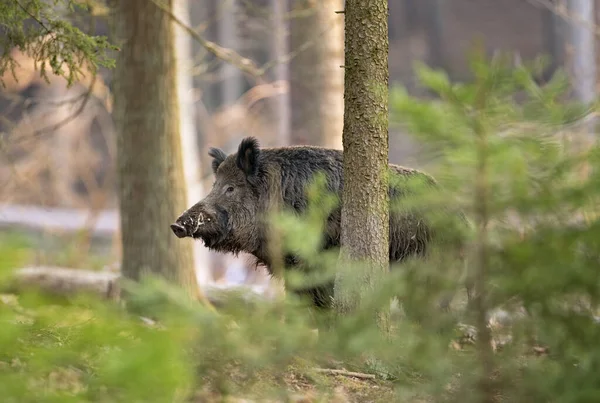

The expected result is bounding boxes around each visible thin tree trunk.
[218,0,242,109]
[213,0,244,281]
[112,0,200,299]
[334,0,390,330]
[567,0,596,179]
[267,0,289,274]
[568,0,596,110]
[541,0,565,81]
[174,0,212,286]
[423,0,444,70]
[402,0,419,34]
[289,0,344,149]
[271,0,291,147]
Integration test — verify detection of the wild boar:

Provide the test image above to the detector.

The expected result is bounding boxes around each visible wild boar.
[171,137,463,308]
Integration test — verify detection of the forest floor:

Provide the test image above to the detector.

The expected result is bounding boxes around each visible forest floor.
[0,230,400,403]
[192,365,400,403]
[0,229,539,403]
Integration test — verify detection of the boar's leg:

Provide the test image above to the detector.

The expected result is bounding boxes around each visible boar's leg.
[279,253,336,309]
[293,284,334,309]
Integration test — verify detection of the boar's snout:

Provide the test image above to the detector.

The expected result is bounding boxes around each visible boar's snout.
[170,223,188,238]
[171,203,217,240]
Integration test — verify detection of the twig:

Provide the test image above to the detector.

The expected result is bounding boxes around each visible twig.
[257,24,334,76]
[313,368,376,380]
[150,0,267,84]
[15,0,53,35]
[527,0,600,36]
[4,74,98,146]
[153,0,340,81]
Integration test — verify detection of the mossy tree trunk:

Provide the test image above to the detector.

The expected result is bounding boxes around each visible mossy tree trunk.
[289,0,345,149]
[112,0,200,299]
[334,0,390,328]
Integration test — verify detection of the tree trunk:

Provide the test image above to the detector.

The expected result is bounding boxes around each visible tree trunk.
[271,0,291,147]
[567,0,596,179]
[334,0,390,329]
[174,0,212,286]
[402,0,419,34]
[112,0,200,299]
[211,0,245,283]
[541,0,565,81]
[568,0,596,110]
[218,0,243,110]
[423,0,444,70]
[289,0,344,149]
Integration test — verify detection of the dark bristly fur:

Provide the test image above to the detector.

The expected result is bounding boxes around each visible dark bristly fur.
[172,137,453,309]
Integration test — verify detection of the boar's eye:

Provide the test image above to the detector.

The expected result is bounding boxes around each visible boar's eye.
[225,185,235,194]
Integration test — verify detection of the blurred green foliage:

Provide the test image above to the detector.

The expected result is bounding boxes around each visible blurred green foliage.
[1,50,600,402]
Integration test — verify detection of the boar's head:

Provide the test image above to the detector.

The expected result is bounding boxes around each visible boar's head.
[170,137,265,255]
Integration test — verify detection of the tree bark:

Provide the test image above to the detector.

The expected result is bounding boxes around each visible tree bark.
[289,0,344,149]
[112,0,200,299]
[567,0,596,114]
[541,0,565,81]
[271,0,291,147]
[218,0,243,109]
[174,0,212,286]
[334,0,390,329]
[423,0,444,70]
[566,0,596,183]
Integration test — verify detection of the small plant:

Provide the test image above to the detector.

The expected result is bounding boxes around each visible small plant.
[390,48,600,402]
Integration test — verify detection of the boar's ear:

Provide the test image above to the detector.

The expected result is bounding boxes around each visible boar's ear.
[236,137,260,176]
[208,147,227,174]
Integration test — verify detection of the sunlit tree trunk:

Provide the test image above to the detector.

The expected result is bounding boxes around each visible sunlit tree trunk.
[271,0,291,146]
[112,0,200,299]
[541,0,565,80]
[218,0,243,110]
[212,0,246,282]
[289,0,344,149]
[567,0,596,111]
[174,0,212,286]
[567,0,596,180]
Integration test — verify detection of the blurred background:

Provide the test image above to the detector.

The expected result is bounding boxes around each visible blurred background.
[0,0,596,291]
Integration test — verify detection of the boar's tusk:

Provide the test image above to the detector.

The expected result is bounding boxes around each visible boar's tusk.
[194,213,207,233]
